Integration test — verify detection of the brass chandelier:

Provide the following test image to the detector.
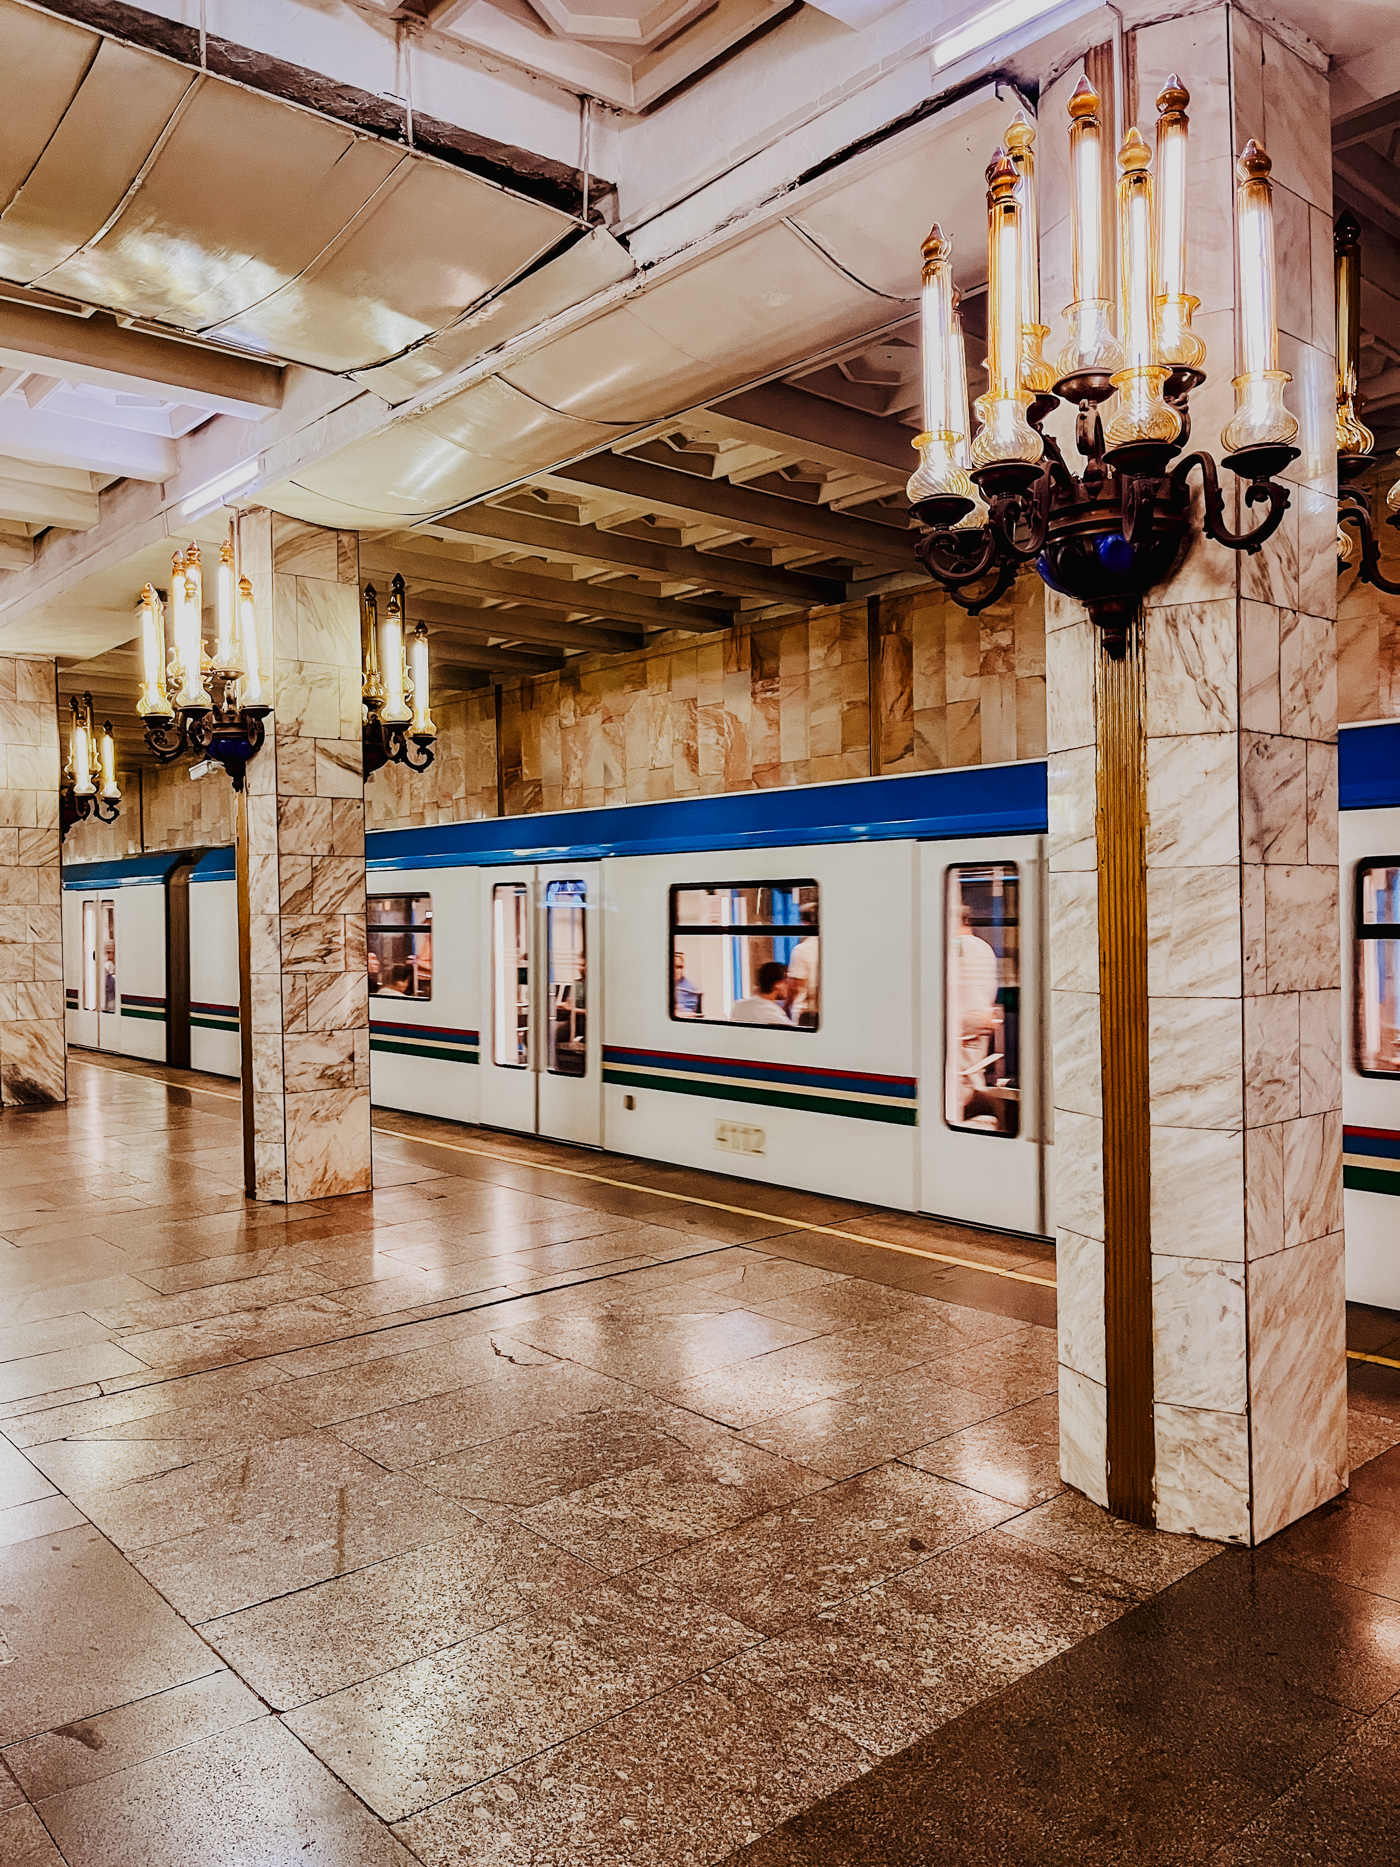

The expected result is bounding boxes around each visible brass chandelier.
[1334,208,1400,592]
[59,693,121,839]
[908,79,1298,649]
[361,574,437,777]
[137,528,270,789]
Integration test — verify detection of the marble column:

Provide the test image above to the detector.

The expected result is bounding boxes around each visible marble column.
[0,656,63,1106]
[1044,5,1346,1542]
[236,512,371,1203]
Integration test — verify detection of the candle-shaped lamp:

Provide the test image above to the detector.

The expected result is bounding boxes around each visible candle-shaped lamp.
[211,537,242,675]
[237,576,267,711]
[907,226,976,510]
[98,720,120,803]
[409,624,436,743]
[971,150,1043,466]
[1055,76,1123,385]
[136,583,172,719]
[1335,210,1373,459]
[378,574,413,726]
[1005,113,1054,395]
[1153,77,1205,371]
[67,695,95,797]
[1221,141,1298,454]
[362,583,385,707]
[171,547,211,709]
[1106,127,1181,449]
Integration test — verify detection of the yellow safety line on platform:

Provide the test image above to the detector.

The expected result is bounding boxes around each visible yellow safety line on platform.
[373,1123,1059,1289]
[1347,1348,1400,1370]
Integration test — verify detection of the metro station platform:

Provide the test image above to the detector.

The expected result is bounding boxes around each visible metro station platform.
[1,1058,1398,1865]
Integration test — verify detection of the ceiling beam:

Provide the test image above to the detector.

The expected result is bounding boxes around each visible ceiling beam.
[1333,92,1400,152]
[710,381,917,475]
[0,471,98,530]
[437,646,564,677]
[553,453,913,570]
[0,302,283,419]
[410,597,640,654]
[434,500,846,606]
[1335,148,1400,246]
[0,534,33,571]
[0,400,177,482]
[360,544,735,633]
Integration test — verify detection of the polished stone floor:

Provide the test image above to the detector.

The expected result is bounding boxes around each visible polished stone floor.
[2,1056,1399,1866]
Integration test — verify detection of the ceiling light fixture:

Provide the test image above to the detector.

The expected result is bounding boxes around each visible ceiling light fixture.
[179,457,260,521]
[362,575,437,778]
[59,693,121,839]
[932,0,1065,69]
[138,524,270,789]
[908,81,1298,652]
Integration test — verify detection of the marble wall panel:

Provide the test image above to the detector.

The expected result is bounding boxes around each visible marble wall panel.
[1059,1365,1108,1509]
[1152,1255,1247,1412]
[0,658,64,1106]
[1154,1401,1251,1543]
[1057,1228,1105,1386]
[1150,1125,1245,1262]
[1247,1230,1348,1541]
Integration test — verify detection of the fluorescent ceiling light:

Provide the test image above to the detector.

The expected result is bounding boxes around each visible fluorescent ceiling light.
[933,0,1061,68]
[179,457,259,520]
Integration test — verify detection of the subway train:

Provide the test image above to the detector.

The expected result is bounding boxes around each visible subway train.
[62,729,1400,1293]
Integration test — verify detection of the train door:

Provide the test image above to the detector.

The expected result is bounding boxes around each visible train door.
[1341,820,1400,1307]
[918,837,1052,1237]
[481,862,602,1146]
[72,895,119,1049]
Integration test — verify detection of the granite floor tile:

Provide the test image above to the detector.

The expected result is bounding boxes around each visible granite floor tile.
[203,1519,602,1708]
[0,1493,88,1544]
[515,1434,827,1572]
[998,1489,1215,1592]
[0,1341,152,1406]
[21,1391,320,1492]
[740,1365,1003,1480]
[34,1715,418,1866]
[394,1669,868,1867]
[286,1573,764,1820]
[903,1392,1065,1507]
[274,1331,558,1426]
[648,1461,1018,1633]
[0,1804,65,1866]
[724,1530,1141,1756]
[5,1671,264,1802]
[923,1325,1060,1406]
[510,1305,822,1386]
[0,1434,55,1510]
[659,1327,944,1431]
[0,1524,218,1746]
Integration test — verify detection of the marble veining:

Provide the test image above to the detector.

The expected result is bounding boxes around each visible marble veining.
[1154,1401,1250,1543]
[1247,1230,1347,1541]
[1152,1254,1247,1412]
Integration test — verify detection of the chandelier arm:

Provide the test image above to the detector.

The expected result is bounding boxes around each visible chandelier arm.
[143,714,192,765]
[403,739,437,773]
[1339,498,1400,597]
[943,559,1021,615]
[1170,451,1292,555]
[914,526,1006,589]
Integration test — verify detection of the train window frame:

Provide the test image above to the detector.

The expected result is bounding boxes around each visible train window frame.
[943,861,1022,1140]
[668,880,820,1032]
[1354,855,1400,1079]
[545,878,588,1078]
[367,893,432,1002]
[81,899,98,1012]
[492,881,531,1069]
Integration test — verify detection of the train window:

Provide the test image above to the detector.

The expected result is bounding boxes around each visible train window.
[1356,859,1400,1077]
[670,882,819,1030]
[546,880,587,1077]
[493,882,530,1068]
[100,900,116,1016]
[367,895,432,1000]
[945,864,1020,1138]
[81,900,98,1011]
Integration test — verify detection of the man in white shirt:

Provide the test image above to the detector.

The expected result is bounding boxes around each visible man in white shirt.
[785,905,820,1027]
[731,960,793,1025]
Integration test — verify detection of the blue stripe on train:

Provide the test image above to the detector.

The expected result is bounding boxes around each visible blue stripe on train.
[601,1044,916,1097]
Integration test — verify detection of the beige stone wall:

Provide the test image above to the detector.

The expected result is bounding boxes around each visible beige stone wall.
[365,583,1046,831]
[61,762,237,863]
[0,656,64,1105]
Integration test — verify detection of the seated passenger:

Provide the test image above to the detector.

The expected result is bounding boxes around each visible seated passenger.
[376,962,413,998]
[673,949,702,1017]
[731,960,793,1025]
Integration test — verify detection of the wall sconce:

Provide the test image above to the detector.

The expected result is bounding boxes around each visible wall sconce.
[1334,209,1400,593]
[909,81,1297,652]
[139,527,270,789]
[60,693,120,839]
[362,575,437,777]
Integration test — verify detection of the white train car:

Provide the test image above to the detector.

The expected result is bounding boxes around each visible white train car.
[63,847,241,1076]
[1340,720,1400,1309]
[365,765,1054,1235]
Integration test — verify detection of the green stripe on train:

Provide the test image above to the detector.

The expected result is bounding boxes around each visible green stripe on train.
[120,1006,165,1021]
[1345,1163,1400,1197]
[370,1038,479,1064]
[601,1066,917,1126]
[191,1016,239,1032]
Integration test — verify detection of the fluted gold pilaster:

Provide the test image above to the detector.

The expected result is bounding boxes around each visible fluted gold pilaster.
[1096,617,1153,1524]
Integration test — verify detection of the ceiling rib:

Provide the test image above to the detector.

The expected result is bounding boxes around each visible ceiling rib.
[551,453,914,571]
[433,500,847,605]
[407,596,641,654]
